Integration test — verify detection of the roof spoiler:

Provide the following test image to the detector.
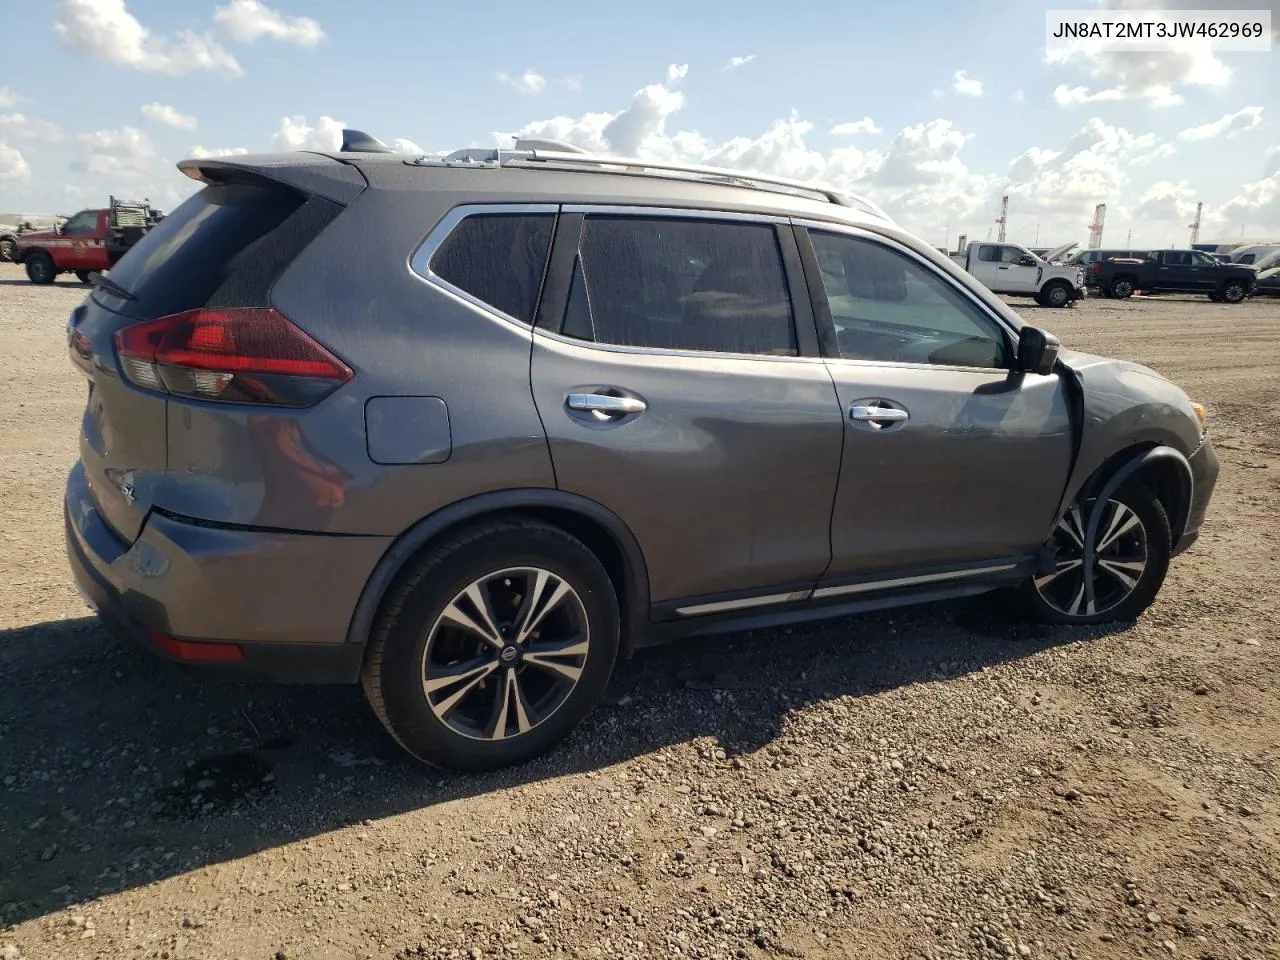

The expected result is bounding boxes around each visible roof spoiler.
[340,129,396,154]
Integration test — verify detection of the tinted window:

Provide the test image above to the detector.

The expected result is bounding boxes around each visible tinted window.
[61,211,97,235]
[565,216,796,356]
[1163,251,1191,266]
[1194,251,1221,266]
[977,245,999,262]
[811,231,1008,369]
[430,214,554,324]
[95,183,332,320]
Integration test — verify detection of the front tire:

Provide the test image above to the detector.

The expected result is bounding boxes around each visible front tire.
[1219,281,1246,304]
[25,252,56,285]
[361,520,620,771]
[1019,481,1171,625]
[1041,281,1072,308]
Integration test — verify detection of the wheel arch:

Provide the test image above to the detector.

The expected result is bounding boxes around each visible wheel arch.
[1077,443,1194,550]
[344,489,652,661]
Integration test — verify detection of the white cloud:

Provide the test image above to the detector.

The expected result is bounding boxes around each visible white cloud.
[724,55,756,71]
[0,143,30,181]
[189,145,249,158]
[666,63,689,83]
[952,70,983,97]
[496,69,547,96]
[0,114,62,141]
[213,0,325,46]
[1045,0,1234,105]
[389,137,423,154]
[1221,172,1280,232]
[1177,106,1263,141]
[0,87,25,109]
[1052,84,1125,107]
[1132,142,1177,165]
[271,114,344,151]
[1134,179,1199,221]
[74,126,156,176]
[1267,146,1280,178]
[141,102,197,130]
[54,0,242,78]
[1013,89,1025,103]
[829,117,881,136]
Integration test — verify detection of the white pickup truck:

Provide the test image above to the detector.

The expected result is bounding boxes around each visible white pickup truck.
[952,241,1085,308]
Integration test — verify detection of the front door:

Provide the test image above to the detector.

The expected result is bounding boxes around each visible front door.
[800,226,1075,583]
[59,210,109,274]
[530,211,845,611]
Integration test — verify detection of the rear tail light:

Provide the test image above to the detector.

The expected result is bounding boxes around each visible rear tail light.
[114,307,352,407]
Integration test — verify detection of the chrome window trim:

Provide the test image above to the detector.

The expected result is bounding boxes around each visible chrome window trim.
[792,218,1024,347]
[675,590,810,617]
[407,202,561,334]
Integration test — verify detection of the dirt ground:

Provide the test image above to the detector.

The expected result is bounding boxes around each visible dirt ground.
[1,262,1277,960]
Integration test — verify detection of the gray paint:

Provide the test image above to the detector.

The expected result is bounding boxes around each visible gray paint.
[64,149,1219,665]
[365,396,451,465]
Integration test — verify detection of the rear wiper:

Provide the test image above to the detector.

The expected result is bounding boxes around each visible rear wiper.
[93,274,136,302]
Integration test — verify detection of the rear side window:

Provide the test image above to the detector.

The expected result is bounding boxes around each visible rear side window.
[429,214,555,324]
[94,182,336,320]
[563,216,797,356]
[977,245,999,262]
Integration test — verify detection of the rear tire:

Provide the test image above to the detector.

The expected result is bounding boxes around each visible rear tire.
[25,252,55,285]
[361,519,620,771]
[1018,480,1171,626]
[1109,277,1135,299]
[75,270,92,285]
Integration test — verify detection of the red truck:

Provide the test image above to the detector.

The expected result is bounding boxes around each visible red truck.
[13,197,163,285]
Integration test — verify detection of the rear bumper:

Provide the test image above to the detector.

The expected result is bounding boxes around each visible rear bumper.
[64,462,391,683]
[1175,436,1219,555]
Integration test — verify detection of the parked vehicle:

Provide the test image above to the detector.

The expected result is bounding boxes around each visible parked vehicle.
[1069,248,1152,268]
[953,241,1085,307]
[14,197,163,284]
[64,133,1219,771]
[0,216,65,263]
[1227,242,1280,266]
[1093,249,1257,302]
[1255,266,1280,297]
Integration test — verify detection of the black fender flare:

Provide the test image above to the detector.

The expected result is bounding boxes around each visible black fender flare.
[343,488,652,657]
[1080,445,1193,609]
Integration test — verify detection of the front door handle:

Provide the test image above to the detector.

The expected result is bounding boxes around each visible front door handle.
[566,393,647,419]
[850,403,909,428]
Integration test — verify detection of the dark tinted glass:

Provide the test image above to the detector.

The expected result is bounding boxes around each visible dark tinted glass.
[977,245,999,262]
[812,231,1008,369]
[61,211,97,235]
[431,214,555,324]
[569,216,796,356]
[95,183,316,319]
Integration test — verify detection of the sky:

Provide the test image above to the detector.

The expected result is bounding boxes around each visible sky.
[0,0,1277,249]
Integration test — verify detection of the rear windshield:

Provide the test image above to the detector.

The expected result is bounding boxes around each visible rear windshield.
[94,183,306,319]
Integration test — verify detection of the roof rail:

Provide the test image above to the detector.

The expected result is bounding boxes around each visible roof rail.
[404,146,894,223]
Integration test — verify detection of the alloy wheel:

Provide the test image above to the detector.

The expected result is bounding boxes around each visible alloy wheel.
[1047,284,1069,307]
[421,567,590,741]
[1034,498,1149,617]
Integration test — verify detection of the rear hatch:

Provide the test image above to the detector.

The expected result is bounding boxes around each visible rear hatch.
[68,165,355,542]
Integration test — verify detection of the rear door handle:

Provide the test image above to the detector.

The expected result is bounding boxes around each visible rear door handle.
[566,393,647,418]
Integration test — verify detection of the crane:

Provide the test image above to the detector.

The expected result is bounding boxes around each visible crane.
[995,195,1008,243]
[1189,202,1202,247]
[1088,203,1106,249]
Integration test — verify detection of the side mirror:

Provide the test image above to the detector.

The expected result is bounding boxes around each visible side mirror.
[1018,256,1037,267]
[1016,326,1060,376]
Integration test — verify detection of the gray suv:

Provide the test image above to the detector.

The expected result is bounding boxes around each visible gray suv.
[64,131,1219,771]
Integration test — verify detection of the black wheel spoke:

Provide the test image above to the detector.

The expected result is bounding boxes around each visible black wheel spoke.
[1036,496,1148,619]
[422,566,589,742]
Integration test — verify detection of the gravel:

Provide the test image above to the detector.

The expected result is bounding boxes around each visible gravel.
[1,266,1278,958]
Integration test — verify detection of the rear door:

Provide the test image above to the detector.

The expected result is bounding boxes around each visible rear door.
[797,224,1074,583]
[530,208,845,612]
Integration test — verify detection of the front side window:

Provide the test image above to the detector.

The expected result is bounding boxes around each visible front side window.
[429,213,555,324]
[563,216,797,356]
[61,211,97,235]
[1193,251,1220,266]
[810,230,1009,369]
[1000,246,1029,264]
